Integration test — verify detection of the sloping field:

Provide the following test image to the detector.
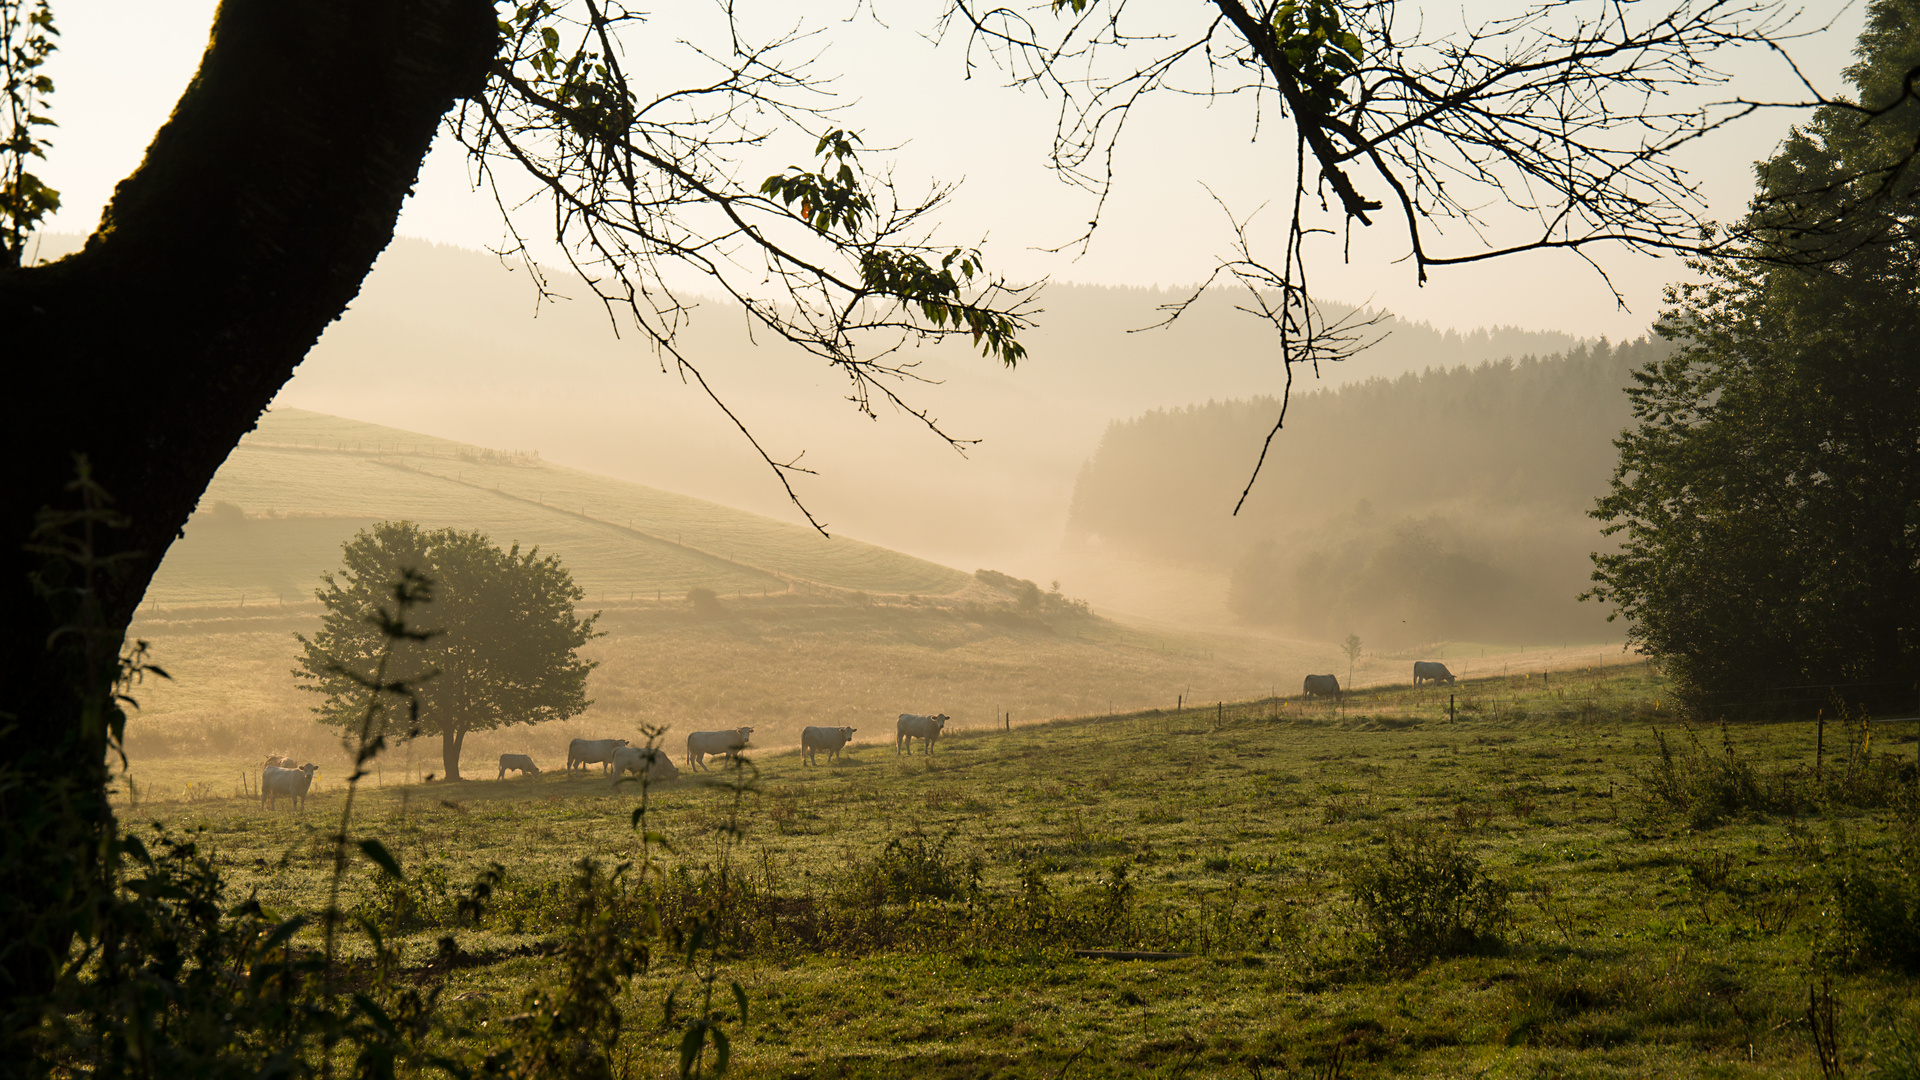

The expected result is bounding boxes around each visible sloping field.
[143,408,970,610]
[121,595,1337,766]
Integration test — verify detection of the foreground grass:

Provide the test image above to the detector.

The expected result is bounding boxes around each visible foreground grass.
[118,665,1920,1078]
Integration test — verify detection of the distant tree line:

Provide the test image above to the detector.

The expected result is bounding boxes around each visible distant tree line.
[1066,338,1670,643]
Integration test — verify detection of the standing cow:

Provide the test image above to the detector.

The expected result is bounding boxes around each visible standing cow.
[1302,674,1342,702]
[896,713,948,755]
[568,738,629,773]
[686,727,754,771]
[800,725,857,766]
[1413,661,1456,686]
[261,763,320,811]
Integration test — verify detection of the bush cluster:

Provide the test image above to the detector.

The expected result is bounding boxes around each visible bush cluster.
[1827,822,1920,974]
[1340,825,1511,968]
[1639,724,1916,829]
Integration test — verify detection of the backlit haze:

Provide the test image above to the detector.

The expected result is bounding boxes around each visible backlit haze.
[37,0,1870,614]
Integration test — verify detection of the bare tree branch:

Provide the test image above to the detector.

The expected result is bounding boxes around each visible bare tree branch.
[943,0,1884,511]
[453,1,1039,533]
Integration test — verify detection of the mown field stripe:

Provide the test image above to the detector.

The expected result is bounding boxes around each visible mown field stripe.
[372,457,960,600]
[367,457,796,590]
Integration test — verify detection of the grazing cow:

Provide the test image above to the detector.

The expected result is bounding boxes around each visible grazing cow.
[498,753,540,779]
[896,713,949,755]
[610,745,681,786]
[567,738,629,773]
[800,726,857,766]
[1303,674,1342,702]
[1413,661,1456,687]
[686,727,754,771]
[261,763,319,811]
[263,754,297,769]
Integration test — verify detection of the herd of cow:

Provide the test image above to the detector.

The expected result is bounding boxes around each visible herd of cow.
[256,663,1456,812]
[1302,660,1456,702]
[254,712,958,811]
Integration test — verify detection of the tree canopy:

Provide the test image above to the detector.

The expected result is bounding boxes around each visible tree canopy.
[1587,0,1920,711]
[295,521,599,781]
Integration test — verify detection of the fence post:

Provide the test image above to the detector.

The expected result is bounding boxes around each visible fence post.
[1449,694,1455,723]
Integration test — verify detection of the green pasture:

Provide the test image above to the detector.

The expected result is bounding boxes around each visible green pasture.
[115,665,1920,1077]
[143,408,969,610]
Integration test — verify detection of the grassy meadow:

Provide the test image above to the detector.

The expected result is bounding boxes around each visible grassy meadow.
[111,665,1920,1078]
[121,586,1635,773]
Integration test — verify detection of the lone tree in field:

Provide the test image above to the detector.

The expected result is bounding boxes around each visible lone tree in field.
[1587,0,1920,710]
[295,522,599,781]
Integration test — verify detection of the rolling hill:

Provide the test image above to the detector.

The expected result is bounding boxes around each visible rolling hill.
[144,408,972,612]
[126,408,1631,769]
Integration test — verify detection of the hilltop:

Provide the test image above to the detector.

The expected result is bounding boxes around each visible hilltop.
[145,407,972,612]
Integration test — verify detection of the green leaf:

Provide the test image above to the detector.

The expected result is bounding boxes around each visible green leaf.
[353,992,398,1036]
[712,1026,732,1074]
[359,837,404,880]
[263,915,309,951]
[678,1021,706,1078]
[731,980,750,1027]
[356,913,386,957]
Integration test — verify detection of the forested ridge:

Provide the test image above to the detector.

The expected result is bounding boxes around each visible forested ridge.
[1066,337,1672,644]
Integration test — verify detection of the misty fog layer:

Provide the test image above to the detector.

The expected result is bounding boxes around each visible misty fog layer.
[1066,339,1671,645]
[34,232,1607,626]
[261,238,1586,576]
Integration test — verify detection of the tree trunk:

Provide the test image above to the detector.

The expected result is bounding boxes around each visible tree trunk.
[442,726,468,782]
[0,0,495,1027]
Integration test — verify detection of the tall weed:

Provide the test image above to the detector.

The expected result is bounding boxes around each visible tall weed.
[1639,723,1913,829]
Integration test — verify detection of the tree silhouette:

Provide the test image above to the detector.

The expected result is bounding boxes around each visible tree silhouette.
[295,522,599,782]
[1588,0,1920,709]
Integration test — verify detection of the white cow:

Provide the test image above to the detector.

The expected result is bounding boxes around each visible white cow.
[262,754,297,769]
[261,763,319,811]
[896,713,949,755]
[610,745,681,786]
[800,725,857,766]
[686,727,754,771]
[568,738,629,773]
[498,753,540,779]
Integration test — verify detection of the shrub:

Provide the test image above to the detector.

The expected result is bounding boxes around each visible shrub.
[838,827,982,907]
[1341,825,1510,967]
[1828,823,1920,974]
[687,587,723,617]
[354,858,457,933]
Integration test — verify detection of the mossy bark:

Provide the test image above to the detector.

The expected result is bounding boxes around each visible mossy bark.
[0,0,496,1028]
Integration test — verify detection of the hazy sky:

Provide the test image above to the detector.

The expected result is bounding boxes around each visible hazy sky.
[38,0,1868,341]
